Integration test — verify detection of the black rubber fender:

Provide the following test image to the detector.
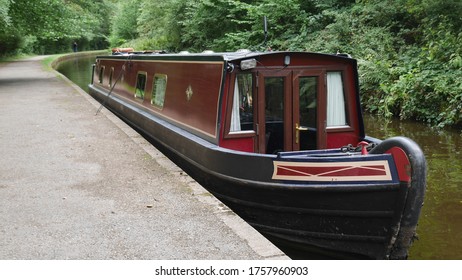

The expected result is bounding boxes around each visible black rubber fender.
[370,136,427,259]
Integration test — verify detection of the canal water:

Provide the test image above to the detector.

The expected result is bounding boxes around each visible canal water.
[56,55,462,260]
[364,115,462,259]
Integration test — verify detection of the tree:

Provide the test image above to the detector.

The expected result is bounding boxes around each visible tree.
[1,0,111,56]
[0,0,11,27]
[109,0,141,46]
[0,0,20,55]
[135,0,188,51]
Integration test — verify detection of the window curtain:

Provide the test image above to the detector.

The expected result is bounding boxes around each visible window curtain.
[326,72,346,126]
[153,75,167,107]
[230,78,241,131]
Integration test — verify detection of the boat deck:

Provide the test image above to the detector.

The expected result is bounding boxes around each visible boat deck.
[0,55,287,260]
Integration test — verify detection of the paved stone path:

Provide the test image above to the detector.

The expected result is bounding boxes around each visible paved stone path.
[0,56,286,260]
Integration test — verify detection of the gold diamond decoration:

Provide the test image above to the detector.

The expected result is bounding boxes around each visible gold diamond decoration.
[186,85,193,101]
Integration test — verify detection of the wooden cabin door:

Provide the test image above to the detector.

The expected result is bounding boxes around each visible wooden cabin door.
[293,70,327,151]
[257,70,326,154]
[256,70,291,154]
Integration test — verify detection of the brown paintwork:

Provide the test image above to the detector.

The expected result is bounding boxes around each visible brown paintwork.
[94,58,225,141]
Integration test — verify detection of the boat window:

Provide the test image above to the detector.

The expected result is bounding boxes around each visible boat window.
[98,66,105,84]
[326,71,348,127]
[134,72,147,100]
[109,67,114,87]
[230,73,254,132]
[151,74,167,108]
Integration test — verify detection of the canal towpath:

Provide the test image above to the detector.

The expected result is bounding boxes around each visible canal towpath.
[0,56,287,259]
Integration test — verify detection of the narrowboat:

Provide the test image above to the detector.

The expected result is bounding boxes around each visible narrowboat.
[88,49,426,259]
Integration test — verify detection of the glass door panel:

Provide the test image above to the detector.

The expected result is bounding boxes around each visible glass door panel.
[264,77,285,154]
[298,76,317,150]
[257,70,325,154]
[293,70,326,150]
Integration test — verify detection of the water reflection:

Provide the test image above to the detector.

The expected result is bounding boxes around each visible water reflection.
[364,115,462,259]
[55,56,97,92]
[57,55,462,259]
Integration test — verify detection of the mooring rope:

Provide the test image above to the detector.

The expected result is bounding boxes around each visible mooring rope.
[95,55,132,115]
[340,142,377,153]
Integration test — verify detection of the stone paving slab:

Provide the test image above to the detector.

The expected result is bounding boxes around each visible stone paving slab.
[0,56,287,260]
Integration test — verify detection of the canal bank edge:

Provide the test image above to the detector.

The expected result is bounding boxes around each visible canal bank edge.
[48,50,109,70]
[49,52,288,260]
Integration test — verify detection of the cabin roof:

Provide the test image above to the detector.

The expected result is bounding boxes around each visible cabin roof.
[101,50,355,64]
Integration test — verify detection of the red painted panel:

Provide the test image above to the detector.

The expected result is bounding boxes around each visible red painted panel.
[326,132,359,149]
[220,138,255,153]
[386,147,411,182]
[275,165,387,177]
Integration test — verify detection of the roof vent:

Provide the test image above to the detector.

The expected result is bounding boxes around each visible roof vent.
[240,59,257,70]
[336,51,352,58]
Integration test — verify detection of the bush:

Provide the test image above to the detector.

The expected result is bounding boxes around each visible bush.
[370,18,462,127]
[0,27,22,56]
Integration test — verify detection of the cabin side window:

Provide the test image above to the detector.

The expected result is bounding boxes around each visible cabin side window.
[326,71,348,127]
[151,74,167,108]
[134,72,147,100]
[98,66,105,84]
[109,67,114,87]
[230,73,254,132]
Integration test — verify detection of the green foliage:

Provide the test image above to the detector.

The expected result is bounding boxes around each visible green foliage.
[136,0,188,51]
[109,0,141,46]
[0,0,11,26]
[353,1,462,127]
[1,0,110,56]
[378,19,462,127]
[0,0,20,55]
[3,0,461,128]
[177,0,255,51]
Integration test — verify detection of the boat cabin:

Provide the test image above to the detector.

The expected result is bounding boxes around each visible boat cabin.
[93,50,364,154]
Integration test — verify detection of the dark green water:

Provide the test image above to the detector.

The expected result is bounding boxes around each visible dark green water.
[364,116,462,259]
[56,56,462,260]
[56,56,97,93]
